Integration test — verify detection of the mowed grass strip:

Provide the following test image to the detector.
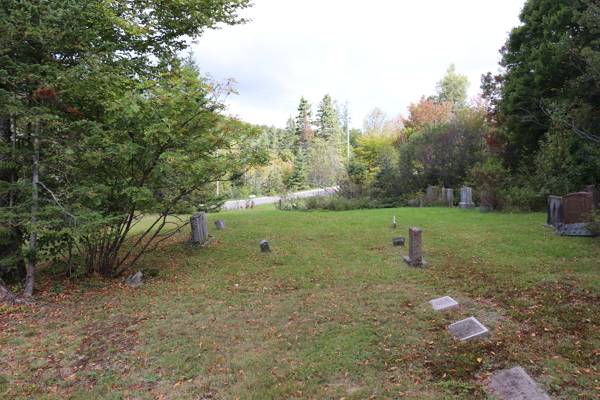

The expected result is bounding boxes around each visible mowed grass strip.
[0,206,598,399]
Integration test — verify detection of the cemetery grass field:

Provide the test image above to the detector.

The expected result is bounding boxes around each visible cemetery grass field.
[1,206,598,399]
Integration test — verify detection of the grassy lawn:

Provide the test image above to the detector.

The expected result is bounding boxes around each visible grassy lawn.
[1,206,598,399]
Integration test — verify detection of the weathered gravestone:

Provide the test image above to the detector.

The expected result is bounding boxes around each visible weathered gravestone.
[392,237,405,246]
[403,227,428,267]
[587,185,598,207]
[547,196,563,226]
[448,317,490,340]
[459,187,475,209]
[487,366,551,400]
[392,216,396,229]
[429,296,459,311]
[124,271,144,287]
[190,212,209,244]
[554,192,596,236]
[259,239,271,253]
[563,192,593,223]
[480,189,492,211]
[426,186,442,205]
[443,188,453,207]
[214,219,226,230]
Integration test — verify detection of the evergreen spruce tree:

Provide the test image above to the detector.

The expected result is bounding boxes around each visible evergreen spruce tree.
[288,148,309,190]
[315,94,341,141]
[295,97,313,145]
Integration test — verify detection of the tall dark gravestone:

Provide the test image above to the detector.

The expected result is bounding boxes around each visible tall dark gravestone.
[547,196,563,226]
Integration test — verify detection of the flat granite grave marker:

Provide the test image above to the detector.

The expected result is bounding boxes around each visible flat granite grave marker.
[403,227,428,267]
[429,296,459,311]
[459,187,475,209]
[448,317,490,340]
[487,366,550,400]
[392,237,405,246]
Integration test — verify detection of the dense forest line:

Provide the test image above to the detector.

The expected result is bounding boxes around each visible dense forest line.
[235,0,599,214]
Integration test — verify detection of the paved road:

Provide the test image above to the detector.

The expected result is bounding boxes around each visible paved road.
[223,187,338,210]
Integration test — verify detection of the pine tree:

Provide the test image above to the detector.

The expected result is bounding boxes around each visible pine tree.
[288,148,309,190]
[295,97,313,145]
[315,94,340,141]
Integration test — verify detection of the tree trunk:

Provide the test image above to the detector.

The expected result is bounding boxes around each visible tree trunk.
[24,120,40,297]
[0,117,26,283]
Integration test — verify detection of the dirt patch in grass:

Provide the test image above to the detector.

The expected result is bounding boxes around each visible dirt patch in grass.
[76,315,146,371]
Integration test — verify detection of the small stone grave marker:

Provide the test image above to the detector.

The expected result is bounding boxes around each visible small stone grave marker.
[214,219,226,230]
[260,239,271,252]
[392,237,404,246]
[403,227,428,267]
[448,317,490,340]
[429,296,459,311]
[124,271,144,287]
[487,366,550,400]
[392,216,396,228]
[459,187,475,209]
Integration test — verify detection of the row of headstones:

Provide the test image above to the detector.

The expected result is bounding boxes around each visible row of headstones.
[190,212,226,244]
[429,296,550,399]
[394,226,550,399]
[418,186,484,210]
[189,211,272,252]
[547,185,598,236]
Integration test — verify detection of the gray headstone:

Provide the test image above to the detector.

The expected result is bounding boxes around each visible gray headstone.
[488,366,551,400]
[443,188,453,207]
[448,317,490,340]
[429,296,459,311]
[392,216,396,228]
[124,271,144,287]
[190,212,208,243]
[259,239,271,252]
[459,187,475,209]
[392,237,405,246]
[547,196,563,226]
[403,227,428,267]
[214,218,226,230]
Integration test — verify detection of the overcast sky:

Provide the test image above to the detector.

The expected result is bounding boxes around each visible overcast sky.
[191,0,526,129]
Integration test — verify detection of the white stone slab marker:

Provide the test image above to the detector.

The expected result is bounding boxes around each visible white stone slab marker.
[429,296,459,311]
[448,317,490,340]
[488,366,550,400]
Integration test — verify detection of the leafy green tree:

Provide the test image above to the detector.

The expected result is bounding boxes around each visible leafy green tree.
[498,0,599,154]
[315,94,341,141]
[434,64,470,110]
[0,0,257,296]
